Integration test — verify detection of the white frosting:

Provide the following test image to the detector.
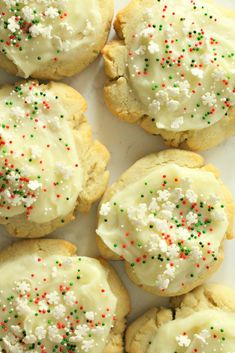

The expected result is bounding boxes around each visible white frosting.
[0,0,102,77]
[0,82,83,223]
[0,253,117,353]
[97,164,228,294]
[148,310,235,353]
[126,0,235,131]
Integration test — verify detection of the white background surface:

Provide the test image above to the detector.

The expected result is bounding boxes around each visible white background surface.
[0,0,235,322]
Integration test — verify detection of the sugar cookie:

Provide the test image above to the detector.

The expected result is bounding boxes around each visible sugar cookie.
[0,239,130,353]
[97,149,234,296]
[0,81,110,238]
[0,0,113,79]
[126,284,235,353]
[103,0,235,150]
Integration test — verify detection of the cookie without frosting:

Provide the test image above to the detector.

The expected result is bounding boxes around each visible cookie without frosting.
[97,149,234,296]
[0,81,110,238]
[103,0,235,151]
[0,0,114,80]
[0,239,130,353]
[126,284,235,353]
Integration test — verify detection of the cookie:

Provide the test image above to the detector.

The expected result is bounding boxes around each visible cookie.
[0,0,114,80]
[96,149,234,296]
[126,283,235,353]
[103,0,235,151]
[0,239,130,353]
[0,81,110,238]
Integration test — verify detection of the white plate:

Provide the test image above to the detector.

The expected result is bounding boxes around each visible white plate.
[0,0,235,323]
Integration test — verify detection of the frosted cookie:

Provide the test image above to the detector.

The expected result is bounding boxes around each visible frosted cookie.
[126,284,235,353]
[0,81,110,238]
[103,0,235,151]
[0,239,130,353]
[0,0,114,80]
[96,149,234,296]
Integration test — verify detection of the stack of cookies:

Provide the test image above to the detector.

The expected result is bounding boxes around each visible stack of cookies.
[0,0,234,352]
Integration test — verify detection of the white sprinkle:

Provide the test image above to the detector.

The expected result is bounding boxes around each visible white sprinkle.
[202,92,217,107]
[64,291,76,306]
[85,311,95,321]
[46,291,60,305]
[45,7,59,19]
[100,202,111,216]
[7,16,20,32]
[157,190,170,202]
[167,87,180,97]
[185,189,198,203]
[28,180,42,191]
[21,6,35,21]
[10,326,23,338]
[30,146,42,159]
[191,68,204,79]
[23,335,37,344]
[15,281,30,294]
[148,41,160,54]
[164,264,175,278]
[157,276,170,290]
[176,334,191,347]
[82,339,95,352]
[171,116,184,129]
[149,100,161,114]
[149,198,160,212]
[35,327,47,340]
[52,304,66,319]
[167,100,180,112]
[186,211,198,225]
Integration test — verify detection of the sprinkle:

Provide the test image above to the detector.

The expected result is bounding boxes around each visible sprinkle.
[148,41,160,54]
[176,334,191,347]
[171,116,184,129]
[99,202,111,217]
[202,92,217,107]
